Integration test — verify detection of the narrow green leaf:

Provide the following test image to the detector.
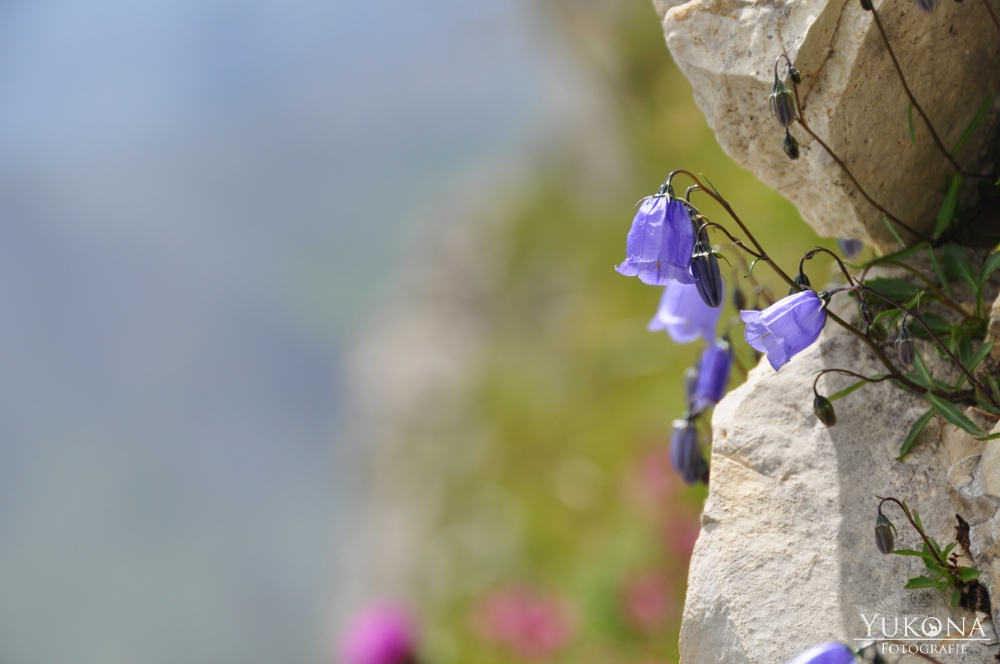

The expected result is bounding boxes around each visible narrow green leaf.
[935,174,963,239]
[970,340,994,372]
[937,578,951,591]
[928,536,944,558]
[951,588,962,606]
[925,392,985,436]
[942,542,957,558]
[959,335,974,368]
[929,247,950,296]
[883,214,906,249]
[908,312,953,339]
[958,567,981,581]
[905,576,939,589]
[898,408,935,458]
[913,350,934,386]
[864,277,923,303]
[987,371,1000,405]
[982,252,1000,285]
[867,241,929,266]
[952,95,992,154]
[829,376,884,402]
[907,104,916,147]
[942,243,978,292]
[701,174,722,197]
[976,430,1000,441]
[894,548,933,558]
[974,399,1000,418]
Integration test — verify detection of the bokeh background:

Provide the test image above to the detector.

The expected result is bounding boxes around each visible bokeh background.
[0,1,824,663]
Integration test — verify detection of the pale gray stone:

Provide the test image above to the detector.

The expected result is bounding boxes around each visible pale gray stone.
[652,0,1000,248]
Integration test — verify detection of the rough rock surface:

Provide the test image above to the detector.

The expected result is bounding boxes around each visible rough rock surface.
[680,317,1000,663]
[652,0,1000,247]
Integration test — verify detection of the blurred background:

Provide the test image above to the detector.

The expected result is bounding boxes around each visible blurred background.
[0,1,823,663]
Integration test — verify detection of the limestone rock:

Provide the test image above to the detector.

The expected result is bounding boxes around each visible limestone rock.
[652,0,1000,247]
[680,323,999,663]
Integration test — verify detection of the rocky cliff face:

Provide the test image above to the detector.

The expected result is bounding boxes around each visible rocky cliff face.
[654,0,1000,660]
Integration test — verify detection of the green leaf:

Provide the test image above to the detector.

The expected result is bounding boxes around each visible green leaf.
[913,349,934,386]
[952,588,962,606]
[909,312,953,339]
[883,214,906,249]
[905,576,940,589]
[929,247,951,295]
[701,174,722,197]
[869,242,929,266]
[942,243,979,292]
[935,174,963,239]
[864,277,923,303]
[915,512,926,533]
[958,567,981,581]
[942,542,957,558]
[937,578,951,591]
[976,430,1000,441]
[981,252,1000,285]
[952,95,992,153]
[828,376,884,402]
[959,335,974,368]
[907,104,916,147]
[925,393,985,436]
[968,340,994,371]
[925,561,947,577]
[987,371,1000,406]
[898,408,936,458]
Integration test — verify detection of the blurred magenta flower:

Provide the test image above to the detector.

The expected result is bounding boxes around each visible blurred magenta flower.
[620,571,674,633]
[662,513,700,560]
[691,339,733,410]
[472,588,575,659]
[648,281,721,343]
[340,604,417,664]
[741,290,827,371]
[784,643,856,664]
[616,196,696,286]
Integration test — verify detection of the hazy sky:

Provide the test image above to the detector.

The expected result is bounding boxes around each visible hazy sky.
[0,2,562,662]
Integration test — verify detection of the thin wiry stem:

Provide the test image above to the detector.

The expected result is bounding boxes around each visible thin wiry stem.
[870,6,987,178]
[982,0,1000,36]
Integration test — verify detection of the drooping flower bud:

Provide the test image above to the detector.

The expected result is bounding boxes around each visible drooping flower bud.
[692,339,734,411]
[875,513,895,554]
[787,65,802,85]
[783,130,800,160]
[813,394,836,427]
[769,79,797,128]
[914,0,938,12]
[869,321,888,344]
[732,286,747,312]
[860,299,874,329]
[837,238,864,258]
[895,325,915,368]
[690,241,724,308]
[788,270,811,296]
[670,418,707,485]
[860,0,873,10]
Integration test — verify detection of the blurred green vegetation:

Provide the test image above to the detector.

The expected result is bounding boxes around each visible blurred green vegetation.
[416,2,834,663]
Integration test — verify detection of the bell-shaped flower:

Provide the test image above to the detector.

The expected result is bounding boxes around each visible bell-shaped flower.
[616,196,696,286]
[340,605,418,664]
[670,418,708,485]
[741,290,827,371]
[648,281,721,343]
[784,643,856,664]
[691,339,733,410]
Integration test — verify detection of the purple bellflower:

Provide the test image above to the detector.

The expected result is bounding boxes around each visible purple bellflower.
[691,339,733,411]
[784,643,856,664]
[616,195,696,286]
[648,281,721,343]
[670,418,708,485]
[741,290,827,371]
[340,604,418,664]
[837,238,863,258]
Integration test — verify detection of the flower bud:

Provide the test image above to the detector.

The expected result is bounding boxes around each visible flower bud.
[914,0,938,12]
[783,129,800,160]
[837,238,863,258]
[732,286,747,312]
[690,241,724,308]
[670,419,707,485]
[875,513,895,554]
[860,300,874,329]
[868,321,888,344]
[813,394,837,427]
[788,271,811,296]
[787,65,802,85]
[895,325,915,368]
[769,79,797,128]
[860,0,873,10]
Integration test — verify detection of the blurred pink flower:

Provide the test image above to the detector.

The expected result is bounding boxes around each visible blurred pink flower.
[624,447,681,516]
[339,604,417,664]
[472,587,575,659]
[620,571,674,633]
[662,513,700,561]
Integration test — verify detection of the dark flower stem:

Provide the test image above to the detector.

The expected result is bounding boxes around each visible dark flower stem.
[862,287,998,406]
[982,0,1000,36]
[869,7,987,178]
[877,497,949,568]
[801,247,857,286]
[812,369,893,396]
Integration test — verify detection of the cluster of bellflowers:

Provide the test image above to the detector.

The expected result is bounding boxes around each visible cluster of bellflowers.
[616,184,735,486]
